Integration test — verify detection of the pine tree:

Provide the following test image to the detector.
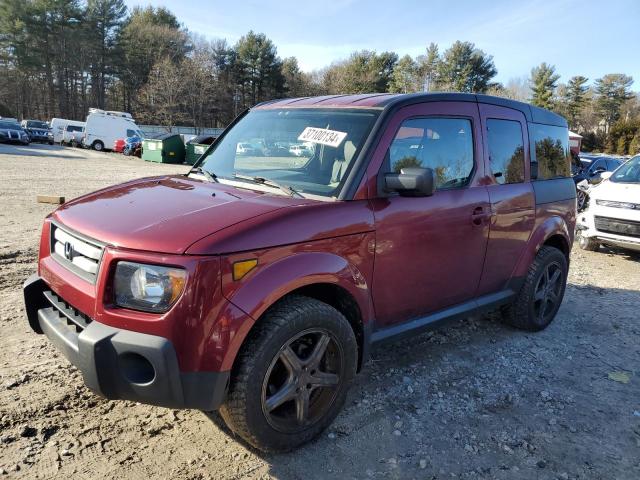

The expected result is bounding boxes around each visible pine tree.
[562,76,588,129]
[418,43,440,91]
[629,133,640,155]
[436,41,496,93]
[389,55,418,93]
[594,74,634,133]
[530,63,560,110]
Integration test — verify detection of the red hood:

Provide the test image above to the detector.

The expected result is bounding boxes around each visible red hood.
[52,176,312,254]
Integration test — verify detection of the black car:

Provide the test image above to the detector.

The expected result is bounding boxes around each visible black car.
[0,120,30,145]
[572,154,624,185]
[21,120,53,144]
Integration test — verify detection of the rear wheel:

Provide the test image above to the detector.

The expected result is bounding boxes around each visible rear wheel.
[502,246,568,331]
[220,295,357,452]
[92,140,104,151]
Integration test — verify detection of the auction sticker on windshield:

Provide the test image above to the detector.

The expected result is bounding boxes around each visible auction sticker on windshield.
[298,127,347,148]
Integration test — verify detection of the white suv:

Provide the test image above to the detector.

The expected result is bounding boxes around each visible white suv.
[577,155,640,252]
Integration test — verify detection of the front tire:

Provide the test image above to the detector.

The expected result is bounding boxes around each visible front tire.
[502,246,568,331]
[220,295,357,452]
[92,140,104,151]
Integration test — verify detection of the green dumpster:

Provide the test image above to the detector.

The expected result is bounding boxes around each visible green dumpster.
[142,133,185,163]
[185,135,217,165]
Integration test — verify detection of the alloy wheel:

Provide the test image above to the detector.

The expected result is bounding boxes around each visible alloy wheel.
[261,329,343,433]
[533,261,563,323]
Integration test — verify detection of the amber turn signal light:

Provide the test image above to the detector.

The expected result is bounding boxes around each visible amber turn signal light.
[232,259,257,280]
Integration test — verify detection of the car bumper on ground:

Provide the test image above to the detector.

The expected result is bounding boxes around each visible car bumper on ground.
[23,274,229,410]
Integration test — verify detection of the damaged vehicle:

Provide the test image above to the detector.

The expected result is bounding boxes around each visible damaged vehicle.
[577,154,640,252]
[24,93,575,452]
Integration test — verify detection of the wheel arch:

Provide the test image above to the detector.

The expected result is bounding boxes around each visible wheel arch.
[220,252,374,373]
[513,215,572,278]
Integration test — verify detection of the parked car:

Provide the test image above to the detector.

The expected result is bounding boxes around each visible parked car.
[289,143,312,156]
[24,93,575,453]
[573,154,624,185]
[50,118,85,144]
[0,119,30,145]
[577,154,640,252]
[123,135,142,157]
[21,120,53,144]
[236,142,258,155]
[61,124,85,146]
[82,108,143,151]
[113,138,126,153]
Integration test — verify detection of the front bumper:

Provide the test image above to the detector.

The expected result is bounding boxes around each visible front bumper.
[28,133,49,142]
[578,206,640,252]
[24,274,229,410]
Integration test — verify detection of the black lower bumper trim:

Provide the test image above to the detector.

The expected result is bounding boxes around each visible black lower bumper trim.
[24,274,229,410]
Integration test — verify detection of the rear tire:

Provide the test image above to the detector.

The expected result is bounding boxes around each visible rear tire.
[502,246,568,331]
[220,295,357,453]
[577,231,600,251]
[92,140,104,151]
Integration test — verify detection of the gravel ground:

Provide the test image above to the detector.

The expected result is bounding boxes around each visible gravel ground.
[1,143,639,479]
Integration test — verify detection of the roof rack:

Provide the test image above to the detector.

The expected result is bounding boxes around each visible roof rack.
[88,108,133,119]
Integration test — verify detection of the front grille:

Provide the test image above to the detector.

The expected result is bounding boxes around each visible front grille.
[50,222,104,282]
[594,216,640,238]
[43,289,92,333]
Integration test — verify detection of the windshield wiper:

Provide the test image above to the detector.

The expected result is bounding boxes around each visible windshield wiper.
[188,166,218,183]
[232,172,302,198]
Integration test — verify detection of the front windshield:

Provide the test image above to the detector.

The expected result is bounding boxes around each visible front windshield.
[0,121,21,129]
[196,108,379,197]
[610,156,640,184]
[28,121,48,129]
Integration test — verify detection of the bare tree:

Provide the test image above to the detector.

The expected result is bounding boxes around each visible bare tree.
[138,57,186,131]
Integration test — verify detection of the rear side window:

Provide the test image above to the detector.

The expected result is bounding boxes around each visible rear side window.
[387,117,474,189]
[529,123,570,180]
[486,119,524,184]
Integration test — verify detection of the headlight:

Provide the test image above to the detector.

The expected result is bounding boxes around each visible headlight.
[596,199,639,210]
[114,261,186,313]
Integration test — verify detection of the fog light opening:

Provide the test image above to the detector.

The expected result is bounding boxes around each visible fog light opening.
[119,352,156,385]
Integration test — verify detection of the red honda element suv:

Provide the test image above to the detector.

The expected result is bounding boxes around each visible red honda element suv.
[24,93,576,452]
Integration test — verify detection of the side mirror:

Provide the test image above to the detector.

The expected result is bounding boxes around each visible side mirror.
[384,167,435,197]
[590,167,605,176]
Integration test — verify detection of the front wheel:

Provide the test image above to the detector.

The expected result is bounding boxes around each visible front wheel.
[92,140,104,151]
[220,295,357,452]
[502,246,568,331]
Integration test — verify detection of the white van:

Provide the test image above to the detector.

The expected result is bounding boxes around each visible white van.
[50,118,85,143]
[61,123,85,146]
[82,109,143,151]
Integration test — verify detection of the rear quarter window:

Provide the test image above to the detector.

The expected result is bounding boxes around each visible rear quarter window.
[529,123,570,180]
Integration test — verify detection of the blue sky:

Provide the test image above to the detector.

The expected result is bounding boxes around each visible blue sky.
[124,0,639,89]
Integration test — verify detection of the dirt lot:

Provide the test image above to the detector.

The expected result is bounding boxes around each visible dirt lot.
[1,143,639,479]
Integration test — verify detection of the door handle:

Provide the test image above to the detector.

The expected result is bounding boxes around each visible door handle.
[471,206,493,226]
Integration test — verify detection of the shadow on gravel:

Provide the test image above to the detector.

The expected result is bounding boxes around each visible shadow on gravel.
[0,143,81,159]
[201,283,640,479]
[599,244,640,263]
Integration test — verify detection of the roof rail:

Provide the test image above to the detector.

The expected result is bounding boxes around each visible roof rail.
[88,108,133,119]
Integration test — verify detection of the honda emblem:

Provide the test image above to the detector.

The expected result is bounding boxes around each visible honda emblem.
[64,241,74,260]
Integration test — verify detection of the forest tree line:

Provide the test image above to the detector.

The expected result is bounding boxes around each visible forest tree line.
[1,0,638,154]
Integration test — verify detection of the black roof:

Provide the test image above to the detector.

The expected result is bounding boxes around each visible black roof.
[258,92,568,128]
[377,93,568,128]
